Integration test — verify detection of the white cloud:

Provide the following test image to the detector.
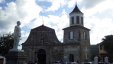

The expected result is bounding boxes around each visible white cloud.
[0,2,19,34]
[46,0,76,11]
[46,0,62,11]
[0,7,2,9]
[83,0,113,17]
[0,0,42,31]
[85,16,113,44]
[15,0,42,26]
[80,0,105,9]
[83,0,113,44]
[0,0,4,3]
[67,0,76,8]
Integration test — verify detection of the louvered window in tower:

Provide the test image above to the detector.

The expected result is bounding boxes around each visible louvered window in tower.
[81,17,83,25]
[76,16,79,24]
[71,17,74,25]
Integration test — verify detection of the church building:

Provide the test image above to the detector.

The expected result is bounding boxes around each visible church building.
[22,4,90,64]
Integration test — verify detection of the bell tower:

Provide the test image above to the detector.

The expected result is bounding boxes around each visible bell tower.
[63,4,90,61]
[63,4,90,44]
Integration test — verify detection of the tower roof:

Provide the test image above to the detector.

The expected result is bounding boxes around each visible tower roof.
[70,4,83,14]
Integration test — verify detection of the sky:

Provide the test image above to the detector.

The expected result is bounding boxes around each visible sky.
[0,0,113,49]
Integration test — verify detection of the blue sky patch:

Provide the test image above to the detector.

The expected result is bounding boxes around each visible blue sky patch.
[0,0,16,10]
[35,0,52,9]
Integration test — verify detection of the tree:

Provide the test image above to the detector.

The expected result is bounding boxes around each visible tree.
[101,35,113,62]
[0,34,14,56]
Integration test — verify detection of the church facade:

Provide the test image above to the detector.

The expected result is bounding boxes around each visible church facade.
[22,4,90,64]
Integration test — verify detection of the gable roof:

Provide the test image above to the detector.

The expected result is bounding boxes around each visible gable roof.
[23,25,61,46]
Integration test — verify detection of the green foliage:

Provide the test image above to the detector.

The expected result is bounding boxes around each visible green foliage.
[0,34,14,56]
[101,35,113,54]
[101,35,113,62]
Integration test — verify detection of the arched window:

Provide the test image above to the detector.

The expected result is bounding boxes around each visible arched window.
[69,31,74,39]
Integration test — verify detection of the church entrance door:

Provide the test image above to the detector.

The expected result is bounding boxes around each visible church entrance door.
[69,54,74,62]
[37,49,46,64]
